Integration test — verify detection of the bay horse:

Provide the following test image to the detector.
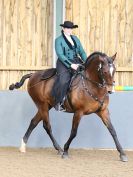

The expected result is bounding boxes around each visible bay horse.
[9,52,128,162]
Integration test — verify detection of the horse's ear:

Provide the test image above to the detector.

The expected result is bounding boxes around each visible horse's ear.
[111,53,117,61]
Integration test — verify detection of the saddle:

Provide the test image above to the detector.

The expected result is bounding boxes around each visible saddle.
[41,68,57,80]
[41,66,84,111]
[41,65,84,81]
[41,65,84,86]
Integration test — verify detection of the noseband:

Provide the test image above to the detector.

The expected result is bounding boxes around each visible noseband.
[97,63,115,88]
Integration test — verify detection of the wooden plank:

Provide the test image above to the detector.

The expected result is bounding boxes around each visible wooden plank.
[79,0,88,52]
[2,0,7,66]
[0,65,52,71]
[5,0,11,66]
[25,0,33,67]
[47,0,53,66]
[65,0,73,21]
[34,0,41,67]
[72,0,80,37]
[10,0,18,67]
[0,0,3,66]
[0,66,132,71]
[116,67,133,72]
[124,0,133,67]
[109,0,118,55]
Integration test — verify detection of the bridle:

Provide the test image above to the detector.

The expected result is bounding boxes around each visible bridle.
[79,59,115,112]
[79,60,115,89]
[97,62,115,88]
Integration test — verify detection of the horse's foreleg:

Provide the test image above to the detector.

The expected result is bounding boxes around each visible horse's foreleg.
[62,112,82,158]
[97,109,128,162]
[20,112,41,153]
[42,111,63,154]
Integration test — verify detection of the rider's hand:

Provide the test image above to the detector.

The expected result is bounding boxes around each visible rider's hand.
[71,64,79,70]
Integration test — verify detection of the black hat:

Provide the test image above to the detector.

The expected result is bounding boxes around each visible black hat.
[60,21,78,28]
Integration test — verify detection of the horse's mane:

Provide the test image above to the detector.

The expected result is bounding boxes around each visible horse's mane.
[85,51,107,66]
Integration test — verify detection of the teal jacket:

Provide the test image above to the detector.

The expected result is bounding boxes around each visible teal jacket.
[55,33,87,68]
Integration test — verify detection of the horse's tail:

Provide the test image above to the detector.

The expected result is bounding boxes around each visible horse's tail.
[9,73,33,90]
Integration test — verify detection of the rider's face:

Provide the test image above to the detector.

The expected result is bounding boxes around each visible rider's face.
[63,28,73,36]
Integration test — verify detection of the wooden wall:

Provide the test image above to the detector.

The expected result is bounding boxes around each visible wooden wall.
[0,0,132,89]
[0,0,53,90]
[65,0,133,86]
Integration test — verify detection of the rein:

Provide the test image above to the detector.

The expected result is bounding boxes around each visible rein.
[82,70,115,88]
[81,72,106,88]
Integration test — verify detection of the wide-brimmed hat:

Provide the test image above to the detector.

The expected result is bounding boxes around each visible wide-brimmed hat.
[60,21,78,28]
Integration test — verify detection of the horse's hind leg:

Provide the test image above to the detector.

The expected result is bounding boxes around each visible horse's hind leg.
[41,107,63,154]
[20,111,41,153]
[97,108,128,162]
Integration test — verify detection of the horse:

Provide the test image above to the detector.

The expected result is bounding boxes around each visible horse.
[9,51,128,162]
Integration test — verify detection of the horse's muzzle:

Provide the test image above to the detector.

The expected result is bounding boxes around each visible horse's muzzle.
[107,84,115,94]
[108,90,114,94]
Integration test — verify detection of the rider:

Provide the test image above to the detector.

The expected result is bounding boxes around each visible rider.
[52,21,87,111]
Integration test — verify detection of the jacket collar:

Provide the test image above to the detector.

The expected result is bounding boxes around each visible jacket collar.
[62,32,77,50]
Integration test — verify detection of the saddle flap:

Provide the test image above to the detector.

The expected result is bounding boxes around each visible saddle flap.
[41,68,57,80]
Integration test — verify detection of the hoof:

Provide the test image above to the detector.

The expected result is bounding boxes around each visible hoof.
[57,150,63,156]
[19,139,26,153]
[19,147,26,153]
[62,152,69,159]
[120,154,128,162]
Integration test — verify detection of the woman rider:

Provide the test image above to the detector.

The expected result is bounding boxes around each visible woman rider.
[52,21,87,111]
